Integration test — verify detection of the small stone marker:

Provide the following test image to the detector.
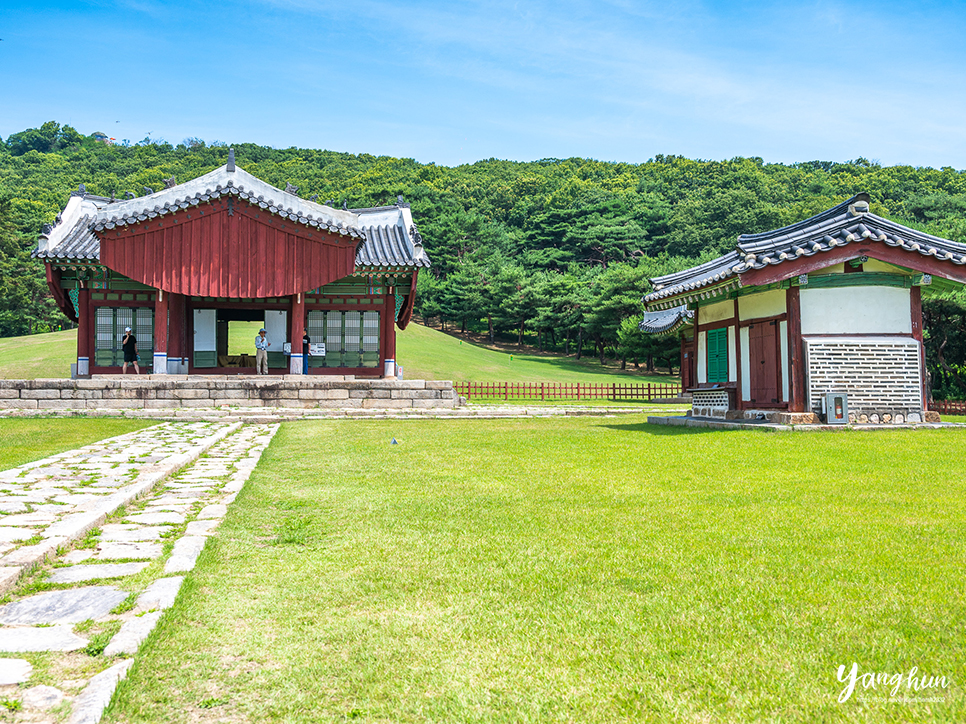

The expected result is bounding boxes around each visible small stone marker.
[48,562,149,584]
[0,586,128,625]
[0,658,32,684]
[0,626,87,652]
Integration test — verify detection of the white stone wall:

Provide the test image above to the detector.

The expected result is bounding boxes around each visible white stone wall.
[804,336,922,418]
[800,287,911,335]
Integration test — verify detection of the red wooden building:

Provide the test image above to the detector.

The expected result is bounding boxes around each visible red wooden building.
[33,152,430,377]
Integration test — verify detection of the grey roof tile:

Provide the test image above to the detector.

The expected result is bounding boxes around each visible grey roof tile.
[644,193,966,307]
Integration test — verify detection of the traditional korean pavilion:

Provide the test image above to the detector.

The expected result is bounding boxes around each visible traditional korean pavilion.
[33,152,430,377]
[640,194,966,422]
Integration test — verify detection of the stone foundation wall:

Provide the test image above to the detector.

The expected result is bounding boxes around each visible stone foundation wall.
[0,376,460,411]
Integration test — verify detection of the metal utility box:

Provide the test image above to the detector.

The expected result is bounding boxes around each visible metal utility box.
[822,392,849,424]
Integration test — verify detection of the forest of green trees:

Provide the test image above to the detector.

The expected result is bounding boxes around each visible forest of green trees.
[1,121,965,395]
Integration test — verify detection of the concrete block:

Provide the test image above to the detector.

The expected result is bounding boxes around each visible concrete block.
[0,400,38,409]
[316,398,364,408]
[0,381,21,390]
[391,389,439,399]
[20,389,61,399]
[425,381,454,390]
[362,399,413,409]
[210,389,250,399]
[142,400,181,409]
[412,398,456,409]
[77,379,118,390]
[102,388,156,400]
[60,389,102,399]
[178,399,216,408]
[23,379,73,390]
[37,400,88,410]
[348,389,392,399]
[87,399,143,409]
[157,389,210,399]
[0,390,20,399]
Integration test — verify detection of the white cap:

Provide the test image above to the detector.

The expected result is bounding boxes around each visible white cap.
[124,326,132,332]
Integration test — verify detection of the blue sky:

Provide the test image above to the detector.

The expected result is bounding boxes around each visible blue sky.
[1,0,964,168]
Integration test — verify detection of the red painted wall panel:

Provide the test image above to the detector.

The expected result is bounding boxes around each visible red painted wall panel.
[101,199,359,298]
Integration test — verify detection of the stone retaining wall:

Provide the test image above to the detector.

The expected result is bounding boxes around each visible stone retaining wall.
[0,376,460,411]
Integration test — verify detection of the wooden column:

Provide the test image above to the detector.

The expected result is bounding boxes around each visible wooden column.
[733,297,742,408]
[289,293,306,374]
[168,293,185,371]
[383,287,397,377]
[153,290,169,374]
[911,285,925,409]
[786,286,805,412]
[76,287,91,377]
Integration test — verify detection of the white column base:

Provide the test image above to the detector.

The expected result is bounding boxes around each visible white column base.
[77,357,89,377]
[153,352,168,374]
[289,354,304,375]
[383,358,396,378]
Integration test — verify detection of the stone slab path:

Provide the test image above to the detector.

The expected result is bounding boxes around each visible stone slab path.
[0,421,278,723]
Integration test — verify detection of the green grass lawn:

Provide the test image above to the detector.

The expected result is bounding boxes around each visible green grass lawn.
[0,329,75,379]
[108,419,965,723]
[0,418,157,470]
[397,322,675,384]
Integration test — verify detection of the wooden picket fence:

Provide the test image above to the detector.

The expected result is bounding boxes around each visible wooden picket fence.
[929,399,966,415]
[453,381,684,402]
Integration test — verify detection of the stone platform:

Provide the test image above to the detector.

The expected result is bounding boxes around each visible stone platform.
[0,375,460,412]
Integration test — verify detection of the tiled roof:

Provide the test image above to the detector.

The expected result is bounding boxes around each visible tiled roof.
[638,304,693,335]
[644,193,966,307]
[32,160,430,270]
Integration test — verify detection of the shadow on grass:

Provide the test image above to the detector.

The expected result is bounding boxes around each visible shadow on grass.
[597,420,749,435]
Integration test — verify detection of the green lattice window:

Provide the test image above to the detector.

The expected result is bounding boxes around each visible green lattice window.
[94,307,154,368]
[706,327,728,383]
[307,310,380,368]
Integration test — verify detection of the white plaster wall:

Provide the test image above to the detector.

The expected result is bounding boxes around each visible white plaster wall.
[739,326,751,401]
[192,309,216,352]
[697,330,707,383]
[728,325,737,382]
[863,259,906,274]
[739,289,786,321]
[701,299,734,324]
[779,320,789,402]
[265,310,288,350]
[800,287,911,335]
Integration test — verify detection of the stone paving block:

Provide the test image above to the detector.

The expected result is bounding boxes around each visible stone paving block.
[62,550,94,564]
[68,659,134,724]
[20,389,61,399]
[185,519,219,536]
[0,400,38,409]
[37,399,89,410]
[96,542,163,560]
[0,586,128,625]
[0,389,19,399]
[48,562,149,584]
[100,524,165,541]
[22,684,65,709]
[0,625,87,652]
[0,658,32,684]
[0,527,37,542]
[0,501,29,513]
[362,398,413,409]
[103,610,163,656]
[0,536,67,567]
[135,575,185,612]
[164,536,207,573]
[123,512,185,525]
[197,504,227,520]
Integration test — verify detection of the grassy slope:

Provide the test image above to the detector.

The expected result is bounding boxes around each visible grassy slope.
[0,418,157,469]
[0,325,675,385]
[108,418,966,723]
[397,322,674,384]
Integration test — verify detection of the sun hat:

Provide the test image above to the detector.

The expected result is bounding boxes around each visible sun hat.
[259,328,267,333]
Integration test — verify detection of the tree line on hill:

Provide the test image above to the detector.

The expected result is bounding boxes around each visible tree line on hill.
[1,121,965,394]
